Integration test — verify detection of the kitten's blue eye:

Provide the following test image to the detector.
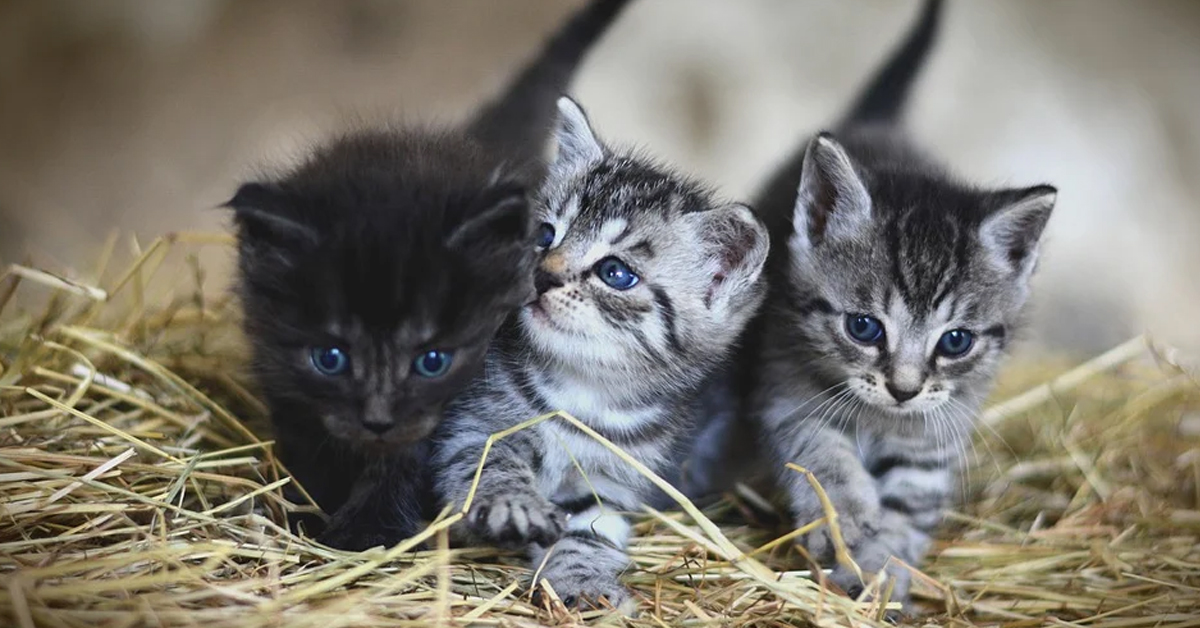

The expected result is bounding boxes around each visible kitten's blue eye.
[936,329,974,357]
[845,314,884,344]
[536,223,556,248]
[310,347,349,376]
[595,256,639,290]
[413,350,453,377]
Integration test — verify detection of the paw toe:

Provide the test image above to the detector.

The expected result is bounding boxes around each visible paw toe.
[827,566,864,597]
[468,504,489,527]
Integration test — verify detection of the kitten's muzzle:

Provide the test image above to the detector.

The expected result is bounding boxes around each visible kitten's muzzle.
[354,400,441,444]
[352,415,440,448]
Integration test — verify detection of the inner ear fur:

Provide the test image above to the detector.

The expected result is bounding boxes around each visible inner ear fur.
[688,203,770,311]
[792,133,873,250]
[979,184,1057,278]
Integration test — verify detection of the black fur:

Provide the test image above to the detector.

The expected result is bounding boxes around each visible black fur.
[469,0,633,164]
[227,0,630,550]
[840,0,943,127]
[755,0,946,241]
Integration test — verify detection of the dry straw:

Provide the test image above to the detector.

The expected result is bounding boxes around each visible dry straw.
[0,233,1197,627]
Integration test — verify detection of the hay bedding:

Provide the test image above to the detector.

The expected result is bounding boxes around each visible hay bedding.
[0,233,1198,628]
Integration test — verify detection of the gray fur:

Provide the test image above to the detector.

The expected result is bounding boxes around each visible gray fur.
[434,96,768,609]
[529,506,635,610]
[754,131,1055,605]
[690,0,1057,608]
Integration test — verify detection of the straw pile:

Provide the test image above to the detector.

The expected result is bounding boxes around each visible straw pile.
[1,232,1197,628]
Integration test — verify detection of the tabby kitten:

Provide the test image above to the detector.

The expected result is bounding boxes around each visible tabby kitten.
[228,0,631,551]
[433,96,769,609]
[747,0,1056,604]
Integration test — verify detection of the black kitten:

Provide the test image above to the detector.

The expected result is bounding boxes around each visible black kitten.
[227,0,632,550]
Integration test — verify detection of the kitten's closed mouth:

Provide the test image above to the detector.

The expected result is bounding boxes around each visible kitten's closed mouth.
[338,413,440,450]
[884,401,929,417]
[524,301,570,334]
[358,427,436,450]
[525,301,550,322]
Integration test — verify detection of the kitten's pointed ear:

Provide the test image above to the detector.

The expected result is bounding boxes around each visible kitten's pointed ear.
[792,133,872,251]
[551,96,604,172]
[224,182,319,248]
[445,186,531,252]
[979,185,1057,280]
[688,202,770,315]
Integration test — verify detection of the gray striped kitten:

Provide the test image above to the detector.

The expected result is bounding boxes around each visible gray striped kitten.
[433,96,769,610]
[740,0,1056,604]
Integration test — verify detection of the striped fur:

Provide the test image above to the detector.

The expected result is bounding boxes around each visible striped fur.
[699,0,1057,608]
[434,97,768,610]
[748,129,1054,605]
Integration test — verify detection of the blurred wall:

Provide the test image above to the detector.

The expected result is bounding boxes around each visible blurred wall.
[2,0,1199,355]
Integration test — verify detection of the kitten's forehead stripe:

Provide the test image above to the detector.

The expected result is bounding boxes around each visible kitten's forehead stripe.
[855,284,874,309]
[873,199,971,320]
[899,209,955,316]
[579,156,709,223]
[886,220,913,309]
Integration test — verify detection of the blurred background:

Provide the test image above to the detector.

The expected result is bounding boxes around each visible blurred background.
[2,0,1199,356]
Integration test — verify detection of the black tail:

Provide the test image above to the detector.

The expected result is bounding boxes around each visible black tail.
[466,0,632,162]
[841,0,944,127]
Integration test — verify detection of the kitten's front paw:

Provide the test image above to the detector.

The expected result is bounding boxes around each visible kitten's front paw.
[315,508,417,551]
[317,519,391,552]
[807,516,923,619]
[827,560,912,618]
[529,533,636,615]
[801,506,879,562]
[825,561,911,600]
[828,515,926,611]
[533,555,634,614]
[468,492,565,547]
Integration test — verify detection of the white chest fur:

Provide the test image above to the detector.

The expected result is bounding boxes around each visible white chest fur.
[529,371,668,507]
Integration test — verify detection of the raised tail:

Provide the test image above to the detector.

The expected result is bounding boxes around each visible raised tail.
[466,0,632,163]
[840,0,944,128]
